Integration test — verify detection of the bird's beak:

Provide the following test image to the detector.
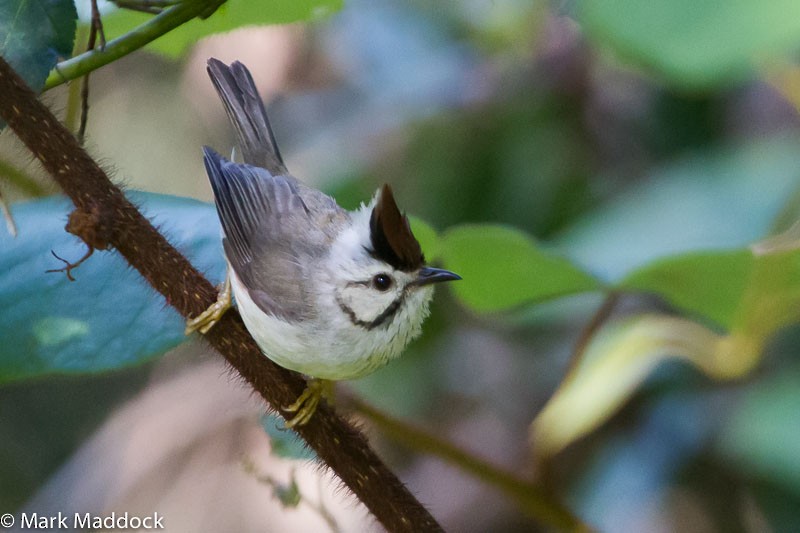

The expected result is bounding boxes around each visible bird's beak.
[413,266,462,287]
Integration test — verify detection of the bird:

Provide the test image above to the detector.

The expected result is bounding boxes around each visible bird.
[186,58,461,427]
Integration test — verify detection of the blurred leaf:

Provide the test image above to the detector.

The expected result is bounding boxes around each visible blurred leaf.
[719,368,800,494]
[558,137,800,280]
[271,475,302,508]
[751,220,800,256]
[0,0,77,92]
[578,0,800,88]
[734,247,800,340]
[0,192,224,383]
[409,216,439,262]
[531,314,759,457]
[621,249,754,329]
[619,225,800,342]
[260,414,316,460]
[439,224,600,312]
[571,390,715,531]
[535,244,800,457]
[622,244,800,336]
[99,0,342,58]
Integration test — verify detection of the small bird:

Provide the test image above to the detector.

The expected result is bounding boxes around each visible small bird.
[187,58,460,427]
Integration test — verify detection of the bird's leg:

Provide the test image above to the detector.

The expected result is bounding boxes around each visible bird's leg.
[185,271,232,335]
[283,379,334,428]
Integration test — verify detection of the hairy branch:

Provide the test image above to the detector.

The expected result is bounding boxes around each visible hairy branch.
[0,57,441,532]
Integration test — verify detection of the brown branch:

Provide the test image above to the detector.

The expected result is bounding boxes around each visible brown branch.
[0,56,442,532]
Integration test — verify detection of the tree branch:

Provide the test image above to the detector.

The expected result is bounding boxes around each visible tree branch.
[0,56,441,532]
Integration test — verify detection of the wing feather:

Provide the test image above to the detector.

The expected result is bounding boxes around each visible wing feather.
[204,147,324,320]
[203,59,349,321]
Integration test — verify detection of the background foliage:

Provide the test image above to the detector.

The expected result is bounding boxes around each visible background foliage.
[3,0,800,530]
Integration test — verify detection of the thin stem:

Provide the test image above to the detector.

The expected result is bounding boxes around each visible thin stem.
[534,292,620,490]
[349,397,588,531]
[65,25,90,133]
[565,291,620,375]
[44,0,223,91]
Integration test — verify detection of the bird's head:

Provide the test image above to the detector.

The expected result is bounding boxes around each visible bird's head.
[325,185,460,336]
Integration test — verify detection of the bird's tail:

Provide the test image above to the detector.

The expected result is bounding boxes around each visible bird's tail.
[206,58,287,175]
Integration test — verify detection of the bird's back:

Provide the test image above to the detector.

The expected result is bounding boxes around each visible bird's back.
[204,59,348,321]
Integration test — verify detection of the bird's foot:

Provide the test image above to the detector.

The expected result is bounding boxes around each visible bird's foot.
[283,379,333,428]
[185,273,232,335]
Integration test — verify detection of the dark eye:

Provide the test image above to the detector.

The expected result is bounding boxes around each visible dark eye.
[372,273,394,291]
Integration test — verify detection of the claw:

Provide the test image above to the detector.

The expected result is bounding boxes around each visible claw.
[283,380,333,428]
[185,272,232,335]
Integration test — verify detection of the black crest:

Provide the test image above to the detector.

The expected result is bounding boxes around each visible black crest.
[369,185,424,272]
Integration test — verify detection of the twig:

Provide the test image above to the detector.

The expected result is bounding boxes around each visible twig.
[0,188,17,237]
[243,460,342,533]
[77,0,105,144]
[0,56,441,533]
[78,72,91,144]
[47,247,95,281]
[90,0,107,50]
[565,291,620,375]
[114,0,177,13]
[44,0,224,91]
[348,396,588,531]
[534,292,620,492]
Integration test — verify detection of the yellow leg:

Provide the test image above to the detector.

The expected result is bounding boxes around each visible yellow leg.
[185,272,232,335]
[283,379,334,428]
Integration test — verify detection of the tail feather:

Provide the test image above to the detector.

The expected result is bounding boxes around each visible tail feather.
[206,58,287,175]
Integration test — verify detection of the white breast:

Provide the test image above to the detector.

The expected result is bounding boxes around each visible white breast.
[229,266,430,380]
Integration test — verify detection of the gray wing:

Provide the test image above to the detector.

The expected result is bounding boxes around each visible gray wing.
[207,58,287,174]
[203,147,344,321]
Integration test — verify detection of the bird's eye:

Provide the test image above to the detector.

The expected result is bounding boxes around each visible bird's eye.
[372,273,394,291]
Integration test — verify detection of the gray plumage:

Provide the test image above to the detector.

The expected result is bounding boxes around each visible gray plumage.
[207,58,287,173]
[204,62,347,322]
[195,58,460,385]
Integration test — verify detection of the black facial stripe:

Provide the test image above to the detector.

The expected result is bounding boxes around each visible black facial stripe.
[336,293,405,331]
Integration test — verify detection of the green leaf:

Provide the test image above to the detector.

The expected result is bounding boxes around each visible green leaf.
[621,249,754,329]
[0,192,225,383]
[438,224,600,312]
[621,243,800,338]
[99,0,342,58]
[0,0,77,92]
[577,0,800,88]
[734,247,800,339]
